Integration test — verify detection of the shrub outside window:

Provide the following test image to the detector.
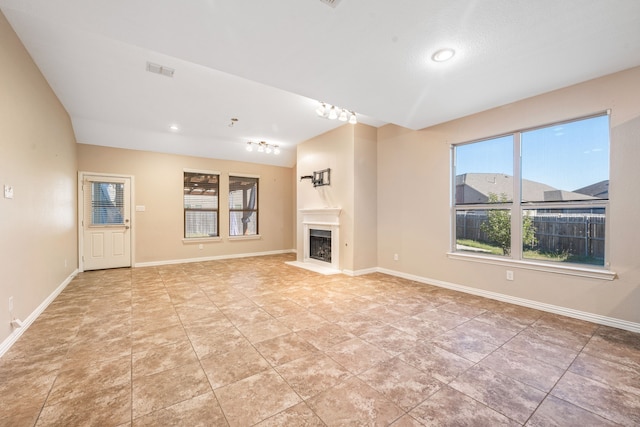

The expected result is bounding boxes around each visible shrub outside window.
[453,113,610,267]
[184,172,219,238]
[229,176,258,236]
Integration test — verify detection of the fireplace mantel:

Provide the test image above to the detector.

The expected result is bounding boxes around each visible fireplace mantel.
[300,208,342,225]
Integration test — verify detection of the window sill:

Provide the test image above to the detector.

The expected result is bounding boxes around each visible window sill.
[182,237,222,244]
[446,252,617,281]
[228,235,261,241]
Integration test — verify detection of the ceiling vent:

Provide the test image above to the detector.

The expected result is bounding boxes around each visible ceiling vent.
[146,62,174,78]
[319,0,342,8]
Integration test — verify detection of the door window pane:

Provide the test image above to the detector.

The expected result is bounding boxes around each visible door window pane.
[91,182,124,225]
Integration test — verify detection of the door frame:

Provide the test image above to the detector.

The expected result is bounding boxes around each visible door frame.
[78,171,136,272]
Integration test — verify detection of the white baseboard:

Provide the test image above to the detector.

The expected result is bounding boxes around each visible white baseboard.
[135,249,296,268]
[377,267,640,334]
[0,269,78,358]
[342,267,378,277]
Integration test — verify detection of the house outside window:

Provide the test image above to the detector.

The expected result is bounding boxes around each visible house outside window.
[184,171,219,238]
[229,175,258,236]
[453,113,610,267]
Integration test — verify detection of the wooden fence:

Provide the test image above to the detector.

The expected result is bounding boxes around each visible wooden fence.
[456,211,605,259]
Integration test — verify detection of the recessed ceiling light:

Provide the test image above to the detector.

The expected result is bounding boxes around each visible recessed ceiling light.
[169,124,179,131]
[432,48,455,62]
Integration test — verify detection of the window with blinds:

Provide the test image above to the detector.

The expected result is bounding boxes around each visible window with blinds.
[184,171,219,238]
[86,181,125,225]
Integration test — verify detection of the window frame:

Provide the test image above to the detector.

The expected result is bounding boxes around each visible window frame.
[228,173,260,239]
[449,112,615,280]
[183,169,220,241]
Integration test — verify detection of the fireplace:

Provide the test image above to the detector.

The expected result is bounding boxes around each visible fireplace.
[289,208,341,273]
[309,229,332,263]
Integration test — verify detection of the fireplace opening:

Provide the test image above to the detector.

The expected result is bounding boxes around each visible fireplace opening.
[309,229,331,263]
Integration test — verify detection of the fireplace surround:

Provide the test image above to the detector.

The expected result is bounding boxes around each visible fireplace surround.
[295,208,341,273]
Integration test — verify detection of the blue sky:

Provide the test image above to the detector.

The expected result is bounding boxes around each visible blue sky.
[455,115,610,191]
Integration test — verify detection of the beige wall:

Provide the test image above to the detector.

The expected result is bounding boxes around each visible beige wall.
[378,66,640,324]
[0,11,78,344]
[353,125,378,271]
[296,123,378,273]
[77,144,294,264]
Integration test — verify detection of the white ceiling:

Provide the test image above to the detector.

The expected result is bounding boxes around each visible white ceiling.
[2,0,640,167]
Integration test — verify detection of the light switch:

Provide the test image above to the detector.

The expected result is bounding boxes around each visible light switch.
[4,185,14,199]
[136,205,146,211]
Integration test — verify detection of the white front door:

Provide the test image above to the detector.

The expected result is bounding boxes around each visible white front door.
[80,174,132,271]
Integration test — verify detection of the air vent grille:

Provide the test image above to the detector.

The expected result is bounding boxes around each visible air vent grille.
[146,62,175,78]
[319,0,342,8]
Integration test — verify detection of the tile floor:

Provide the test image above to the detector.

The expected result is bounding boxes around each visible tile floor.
[1,254,639,426]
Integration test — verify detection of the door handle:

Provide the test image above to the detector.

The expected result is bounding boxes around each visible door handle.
[125,225,130,229]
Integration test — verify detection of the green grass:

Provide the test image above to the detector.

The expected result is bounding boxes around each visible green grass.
[457,239,603,266]
[456,239,503,255]
[522,249,569,262]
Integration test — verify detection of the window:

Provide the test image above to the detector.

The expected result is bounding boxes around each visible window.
[90,181,125,225]
[229,176,258,236]
[184,171,219,238]
[453,113,609,267]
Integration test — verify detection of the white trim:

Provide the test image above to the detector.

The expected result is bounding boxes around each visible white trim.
[0,270,78,358]
[229,172,260,179]
[342,267,378,277]
[134,249,294,267]
[377,267,639,333]
[447,252,616,281]
[182,237,222,244]
[300,208,342,217]
[183,168,221,175]
[227,234,262,241]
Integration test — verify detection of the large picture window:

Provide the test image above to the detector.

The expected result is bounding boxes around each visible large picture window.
[453,113,610,267]
[229,175,259,236]
[184,171,219,238]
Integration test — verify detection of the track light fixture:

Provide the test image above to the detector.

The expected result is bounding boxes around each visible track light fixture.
[316,102,357,124]
[246,141,280,155]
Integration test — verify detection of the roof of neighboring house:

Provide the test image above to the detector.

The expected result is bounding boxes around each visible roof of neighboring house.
[455,173,598,204]
[574,180,609,199]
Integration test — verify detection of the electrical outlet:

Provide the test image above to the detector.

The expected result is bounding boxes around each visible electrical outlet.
[506,270,514,281]
[198,244,203,250]
[9,296,13,312]
[393,253,399,261]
